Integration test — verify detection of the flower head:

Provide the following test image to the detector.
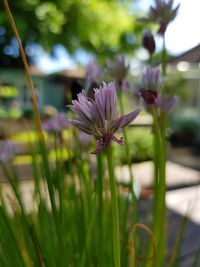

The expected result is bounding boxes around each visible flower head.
[85,59,103,100]
[0,140,18,162]
[138,66,164,111]
[148,0,180,35]
[106,55,130,82]
[43,112,69,134]
[141,66,164,91]
[139,66,176,113]
[85,59,102,87]
[68,82,141,154]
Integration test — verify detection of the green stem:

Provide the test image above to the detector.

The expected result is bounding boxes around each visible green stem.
[118,87,138,223]
[0,206,27,267]
[39,139,57,221]
[149,53,153,65]
[97,154,103,216]
[118,90,133,182]
[161,35,167,77]
[96,153,104,266]
[0,162,43,266]
[54,134,63,225]
[106,144,121,267]
[152,109,166,266]
[152,117,159,230]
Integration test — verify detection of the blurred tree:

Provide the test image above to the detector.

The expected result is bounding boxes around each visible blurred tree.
[0,0,145,66]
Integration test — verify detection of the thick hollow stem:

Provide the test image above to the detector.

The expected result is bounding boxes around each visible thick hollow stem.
[96,153,104,266]
[106,144,121,267]
[152,109,166,266]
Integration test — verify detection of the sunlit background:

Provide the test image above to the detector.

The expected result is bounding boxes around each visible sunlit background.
[35,0,200,73]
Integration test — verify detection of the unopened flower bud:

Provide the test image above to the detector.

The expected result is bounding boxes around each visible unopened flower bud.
[142,30,156,55]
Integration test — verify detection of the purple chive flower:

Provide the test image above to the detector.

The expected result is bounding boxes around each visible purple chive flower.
[141,66,164,92]
[0,140,18,162]
[106,55,130,82]
[85,59,103,100]
[139,66,176,113]
[138,66,164,111]
[157,94,177,113]
[139,0,180,36]
[147,0,180,35]
[85,59,102,87]
[68,82,141,155]
[79,132,94,150]
[142,30,156,55]
[43,112,69,135]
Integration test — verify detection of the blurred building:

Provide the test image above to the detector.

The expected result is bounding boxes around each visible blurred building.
[168,43,200,111]
[0,65,85,114]
[169,44,200,65]
[167,44,200,149]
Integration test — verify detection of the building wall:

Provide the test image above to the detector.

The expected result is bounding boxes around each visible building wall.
[0,68,45,109]
[42,80,66,111]
[0,68,67,112]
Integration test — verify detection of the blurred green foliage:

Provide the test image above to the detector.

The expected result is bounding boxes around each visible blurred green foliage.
[7,106,22,119]
[0,0,144,57]
[9,124,152,164]
[169,108,200,147]
[22,108,35,120]
[0,85,18,98]
[0,106,7,118]
[0,106,22,119]
[114,127,153,164]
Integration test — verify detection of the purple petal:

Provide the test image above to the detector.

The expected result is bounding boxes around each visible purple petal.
[107,82,119,120]
[106,54,130,81]
[68,92,95,126]
[111,135,124,145]
[121,80,130,91]
[109,116,124,133]
[91,139,106,155]
[91,135,124,155]
[141,66,163,92]
[95,82,118,121]
[69,120,93,135]
[92,104,105,129]
[95,86,106,121]
[85,59,102,85]
[43,112,69,133]
[56,112,70,129]
[157,95,177,113]
[0,140,18,162]
[69,101,94,126]
[120,107,142,128]
[139,88,158,105]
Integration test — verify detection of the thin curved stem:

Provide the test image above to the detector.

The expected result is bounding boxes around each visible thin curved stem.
[3,0,43,139]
